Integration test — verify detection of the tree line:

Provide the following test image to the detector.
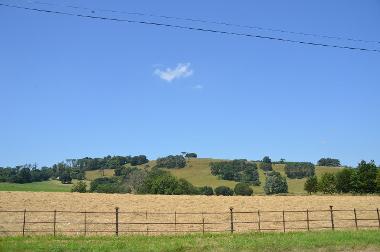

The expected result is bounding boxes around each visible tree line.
[305,160,380,194]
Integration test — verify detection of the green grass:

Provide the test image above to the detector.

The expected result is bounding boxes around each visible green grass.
[1,230,379,252]
[85,169,115,181]
[0,180,74,192]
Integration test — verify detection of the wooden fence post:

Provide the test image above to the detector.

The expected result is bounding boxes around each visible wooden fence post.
[202,217,205,235]
[377,208,380,229]
[84,211,87,236]
[146,210,148,235]
[282,210,286,232]
[174,211,177,232]
[22,209,26,237]
[53,210,57,236]
[306,209,310,231]
[329,206,334,231]
[258,210,261,232]
[229,207,234,234]
[115,207,119,236]
[353,208,358,230]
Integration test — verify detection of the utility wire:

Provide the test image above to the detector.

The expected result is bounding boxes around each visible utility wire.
[1,2,380,53]
[21,0,380,45]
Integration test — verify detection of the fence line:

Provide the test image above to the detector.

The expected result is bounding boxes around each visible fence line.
[0,206,379,236]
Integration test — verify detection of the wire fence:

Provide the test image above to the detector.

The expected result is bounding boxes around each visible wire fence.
[0,206,379,236]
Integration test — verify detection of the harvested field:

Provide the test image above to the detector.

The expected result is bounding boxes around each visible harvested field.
[0,192,379,236]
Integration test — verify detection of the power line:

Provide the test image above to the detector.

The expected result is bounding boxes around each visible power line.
[22,0,380,45]
[1,2,380,53]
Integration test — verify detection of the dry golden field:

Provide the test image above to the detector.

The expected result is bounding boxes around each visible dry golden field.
[0,192,379,235]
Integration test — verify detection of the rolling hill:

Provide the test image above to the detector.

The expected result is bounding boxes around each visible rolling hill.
[84,158,343,195]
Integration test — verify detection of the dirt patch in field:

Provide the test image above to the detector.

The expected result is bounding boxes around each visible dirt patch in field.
[0,192,379,235]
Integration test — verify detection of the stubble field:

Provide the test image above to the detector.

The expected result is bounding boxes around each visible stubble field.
[1,192,379,236]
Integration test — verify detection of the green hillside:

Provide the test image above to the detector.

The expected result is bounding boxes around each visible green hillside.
[84,158,343,195]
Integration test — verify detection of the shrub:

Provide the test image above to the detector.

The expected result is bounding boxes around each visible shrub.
[89,177,129,193]
[215,186,234,196]
[198,186,214,195]
[156,155,186,169]
[71,180,87,193]
[336,168,353,193]
[259,162,273,171]
[173,179,199,195]
[284,162,315,179]
[356,160,378,194]
[264,171,288,195]
[304,176,318,194]
[318,173,337,194]
[317,158,341,167]
[59,171,72,184]
[210,160,260,185]
[234,183,253,196]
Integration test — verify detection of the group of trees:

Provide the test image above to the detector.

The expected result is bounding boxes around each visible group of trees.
[0,165,52,184]
[210,159,260,185]
[264,171,288,194]
[259,156,273,171]
[317,158,341,167]
[284,162,315,179]
[305,161,380,194]
[156,155,187,169]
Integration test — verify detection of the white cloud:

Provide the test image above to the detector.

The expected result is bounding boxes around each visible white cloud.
[154,63,193,82]
[193,84,203,89]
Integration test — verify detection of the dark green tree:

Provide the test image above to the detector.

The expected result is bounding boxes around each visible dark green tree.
[214,186,234,196]
[264,171,288,195]
[318,173,337,194]
[234,183,253,196]
[198,186,214,195]
[71,180,87,193]
[317,158,341,167]
[356,160,377,194]
[284,162,315,179]
[336,168,353,193]
[304,176,318,194]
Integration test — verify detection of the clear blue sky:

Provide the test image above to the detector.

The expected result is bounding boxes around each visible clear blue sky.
[1,0,379,167]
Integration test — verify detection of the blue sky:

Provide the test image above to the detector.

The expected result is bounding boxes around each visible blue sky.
[1,0,379,167]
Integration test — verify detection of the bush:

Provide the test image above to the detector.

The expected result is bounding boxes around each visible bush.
[210,160,260,185]
[318,173,337,194]
[215,186,234,196]
[304,176,318,194]
[259,162,273,171]
[59,171,72,184]
[198,186,214,195]
[234,183,253,196]
[264,171,288,195]
[89,177,129,193]
[173,179,199,195]
[284,162,315,179]
[156,155,186,169]
[356,160,378,194]
[317,158,341,167]
[336,168,354,193]
[71,180,87,193]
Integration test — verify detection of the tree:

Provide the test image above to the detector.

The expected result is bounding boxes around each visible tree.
[71,181,87,193]
[15,168,32,184]
[336,168,353,193]
[356,160,377,194]
[210,160,260,185]
[173,179,198,195]
[318,173,337,194]
[215,186,234,196]
[156,155,186,169]
[279,158,286,164]
[262,156,272,163]
[376,170,380,193]
[185,153,197,158]
[304,176,318,194]
[317,158,341,167]
[59,171,72,184]
[284,162,315,179]
[198,186,214,195]
[234,183,253,196]
[264,171,288,195]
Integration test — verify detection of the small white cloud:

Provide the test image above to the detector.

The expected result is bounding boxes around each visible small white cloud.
[154,63,193,82]
[193,84,203,89]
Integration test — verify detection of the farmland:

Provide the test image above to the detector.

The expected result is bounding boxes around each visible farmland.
[0,192,379,236]
[0,180,73,192]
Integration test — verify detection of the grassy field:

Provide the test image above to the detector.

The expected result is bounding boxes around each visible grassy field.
[1,230,379,252]
[0,180,74,192]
